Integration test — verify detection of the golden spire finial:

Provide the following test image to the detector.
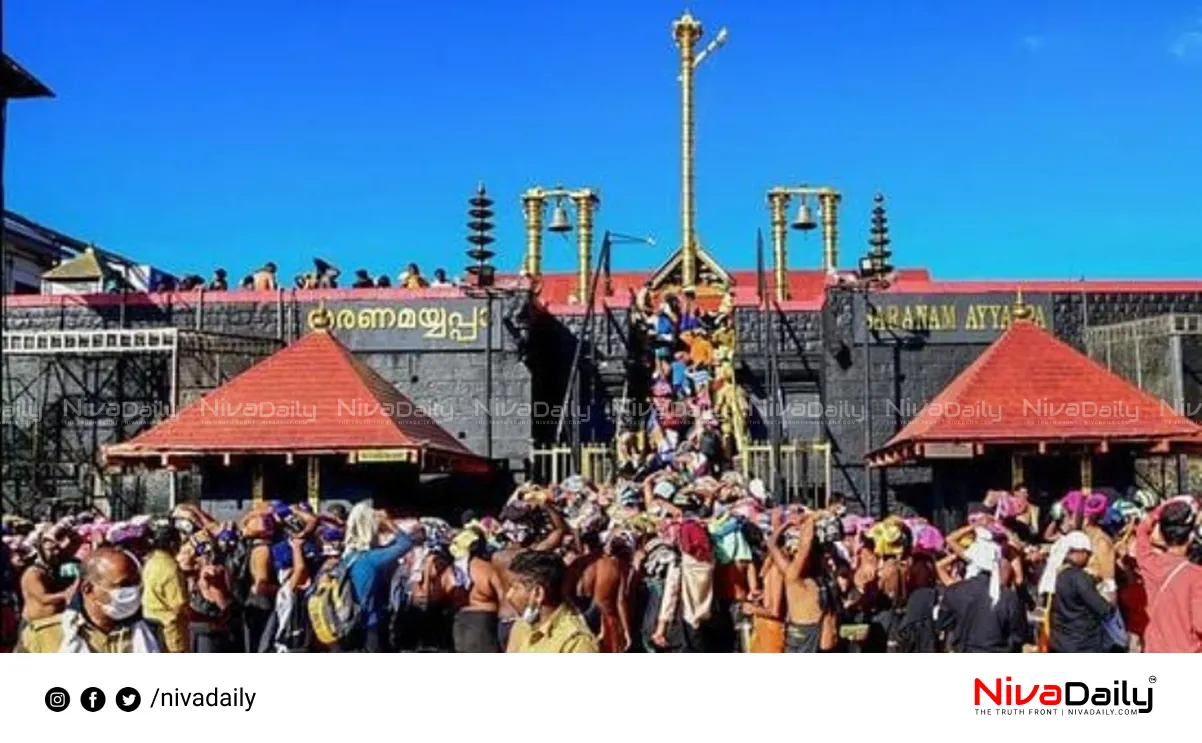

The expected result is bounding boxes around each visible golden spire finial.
[1012,286,1033,322]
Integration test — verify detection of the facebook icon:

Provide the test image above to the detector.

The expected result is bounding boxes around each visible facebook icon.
[80,687,106,712]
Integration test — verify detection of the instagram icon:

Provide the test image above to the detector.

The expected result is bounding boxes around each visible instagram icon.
[44,687,70,712]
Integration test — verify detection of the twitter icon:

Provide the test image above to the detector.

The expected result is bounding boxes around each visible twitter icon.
[115,687,141,712]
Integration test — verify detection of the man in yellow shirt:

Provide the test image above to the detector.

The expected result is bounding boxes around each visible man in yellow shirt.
[504,551,598,653]
[18,548,163,653]
[141,521,190,652]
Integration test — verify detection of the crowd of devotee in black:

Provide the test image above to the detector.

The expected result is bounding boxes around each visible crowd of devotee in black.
[3,486,1201,654]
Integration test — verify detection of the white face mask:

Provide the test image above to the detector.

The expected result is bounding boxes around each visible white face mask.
[520,585,543,624]
[100,585,142,621]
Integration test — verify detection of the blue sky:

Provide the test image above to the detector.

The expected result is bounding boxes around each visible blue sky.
[4,0,1200,280]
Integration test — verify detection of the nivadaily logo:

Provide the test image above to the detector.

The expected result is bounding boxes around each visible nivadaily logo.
[974,677,1153,715]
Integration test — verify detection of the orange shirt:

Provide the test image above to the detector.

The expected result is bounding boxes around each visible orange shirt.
[689,335,714,367]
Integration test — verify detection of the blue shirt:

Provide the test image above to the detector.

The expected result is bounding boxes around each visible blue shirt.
[345,532,414,628]
[670,360,689,392]
[656,313,675,340]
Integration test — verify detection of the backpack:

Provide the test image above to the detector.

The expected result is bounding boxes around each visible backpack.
[261,585,315,653]
[229,539,278,607]
[226,539,253,604]
[306,555,361,647]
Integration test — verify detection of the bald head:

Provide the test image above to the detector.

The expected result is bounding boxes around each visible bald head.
[84,547,140,589]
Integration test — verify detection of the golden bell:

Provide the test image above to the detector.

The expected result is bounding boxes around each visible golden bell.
[791,200,817,231]
[548,204,572,233]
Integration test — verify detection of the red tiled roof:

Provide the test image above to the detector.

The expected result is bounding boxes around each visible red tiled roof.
[104,330,484,468]
[867,319,1202,464]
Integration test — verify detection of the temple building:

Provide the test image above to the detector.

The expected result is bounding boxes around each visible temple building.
[2,13,1200,522]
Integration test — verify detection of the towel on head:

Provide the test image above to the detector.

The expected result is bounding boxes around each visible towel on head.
[1060,490,1086,518]
[1036,530,1090,596]
[993,492,1027,520]
[1083,493,1109,519]
[842,515,874,536]
[1063,530,1092,552]
[964,538,1002,606]
[653,480,677,501]
[815,515,844,545]
[911,523,945,554]
[869,519,905,558]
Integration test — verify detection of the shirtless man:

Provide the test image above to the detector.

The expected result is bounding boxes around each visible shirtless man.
[492,500,566,649]
[452,531,508,652]
[1082,513,1116,594]
[20,529,78,624]
[768,512,832,653]
[237,508,279,654]
[571,533,632,652]
[742,549,786,652]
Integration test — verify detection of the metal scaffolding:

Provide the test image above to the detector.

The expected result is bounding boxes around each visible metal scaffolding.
[1084,313,1201,413]
[1084,313,1202,494]
[1,327,280,518]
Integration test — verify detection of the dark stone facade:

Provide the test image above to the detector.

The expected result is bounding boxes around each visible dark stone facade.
[821,289,1202,516]
[3,286,1200,519]
[2,291,532,515]
[1184,336,1202,420]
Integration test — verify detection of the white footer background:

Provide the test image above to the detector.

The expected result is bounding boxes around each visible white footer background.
[1,653,1195,739]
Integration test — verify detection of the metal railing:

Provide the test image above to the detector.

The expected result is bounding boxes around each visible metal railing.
[529,443,615,485]
[734,440,832,506]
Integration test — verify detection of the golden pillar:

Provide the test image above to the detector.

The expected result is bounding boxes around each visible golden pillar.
[307,456,321,511]
[768,189,790,301]
[1080,453,1094,494]
[573,191,597,304]
[251,461,264,504]
[1011,453,1025,490]
[521,190,545,278]
[818,190,841,274]
[674,13,703,290]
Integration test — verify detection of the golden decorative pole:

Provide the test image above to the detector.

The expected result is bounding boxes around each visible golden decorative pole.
[767,189,790,301]
[1011,453,1025,490]
[818,190,841,274]
[674,13,701,290]
[572,190,598,302]
[1080,454,1094,494]
[307,456,321,511]
[673,11,726,290]
[521,190,545,278]
[521,185,599,301]
[765,184,841,286]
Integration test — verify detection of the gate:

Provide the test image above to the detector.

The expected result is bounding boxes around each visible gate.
[733,440,831,506]
[529,439,831,503]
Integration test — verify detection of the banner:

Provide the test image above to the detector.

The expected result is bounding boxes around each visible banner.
[854,292,1054,344]
[302,298,501,351]
[3,654,1192,737]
